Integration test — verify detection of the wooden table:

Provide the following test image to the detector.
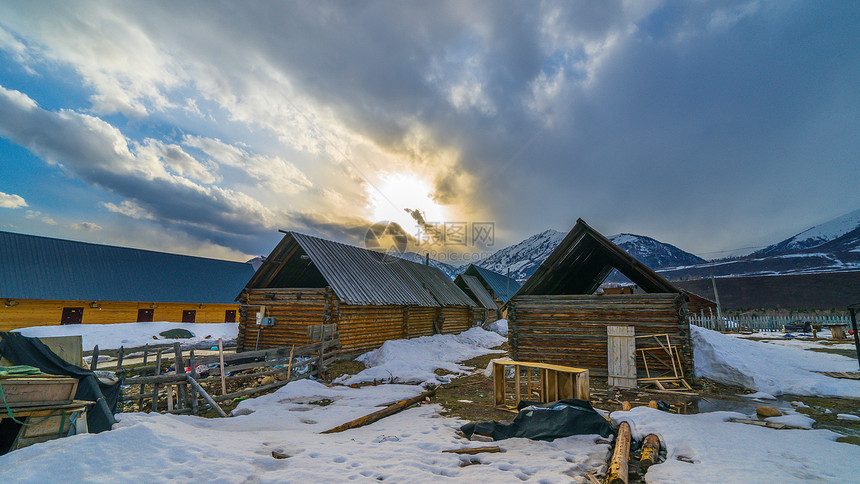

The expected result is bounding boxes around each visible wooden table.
[492,358,589,412]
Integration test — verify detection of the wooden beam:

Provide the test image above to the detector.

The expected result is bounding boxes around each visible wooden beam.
[607,421,631,484]
[321,387,436,434]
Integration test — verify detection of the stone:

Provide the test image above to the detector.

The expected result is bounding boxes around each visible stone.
[261,375,275,386]
[756,406,782,418]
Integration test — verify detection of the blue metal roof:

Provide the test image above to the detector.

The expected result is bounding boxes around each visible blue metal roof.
[0,231,255,304]
[467,264,522,303]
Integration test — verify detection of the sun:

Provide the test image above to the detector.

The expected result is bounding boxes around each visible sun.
[369,173,447,235]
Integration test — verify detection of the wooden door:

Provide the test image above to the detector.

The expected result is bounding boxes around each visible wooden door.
[60,307,83,325]
[607,325,636,388]
[137,309,154,322]
[182,310,196,323]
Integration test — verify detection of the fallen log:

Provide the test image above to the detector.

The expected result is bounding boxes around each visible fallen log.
[639,434,660,470]
[442,446,502,455]
[321,387,437,434]
[607,421,631,484]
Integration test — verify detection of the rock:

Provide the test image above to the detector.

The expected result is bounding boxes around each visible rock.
[757,406,782,418]
[261,375,275,386]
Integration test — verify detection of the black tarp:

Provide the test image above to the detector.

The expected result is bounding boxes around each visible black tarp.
[460,399,615,442]
[0,332,119,433]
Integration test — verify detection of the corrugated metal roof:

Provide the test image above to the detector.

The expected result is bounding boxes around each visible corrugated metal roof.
[244,231,476,307]
[467,264,522,303]
[456,274,498,309]
[0,231,255,304]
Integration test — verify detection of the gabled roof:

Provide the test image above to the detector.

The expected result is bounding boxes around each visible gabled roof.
[464,264,522,303]
[0,231,255,304]
[242,231,476,307]
[455,274,499,310]
[514,219,680,297]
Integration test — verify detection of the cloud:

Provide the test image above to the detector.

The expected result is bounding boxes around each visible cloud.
[0,191,27,208]
[0,1,857,258]
[70,221,102,231]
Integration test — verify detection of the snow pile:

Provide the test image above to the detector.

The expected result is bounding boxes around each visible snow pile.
[692,325,860,397]
[614,407,858,483]
[0,379,611,482]
[486,319,508,336]
[336,327,506,386]
[14,322,238,350]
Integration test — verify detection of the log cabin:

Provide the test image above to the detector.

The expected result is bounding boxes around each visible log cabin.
[454,264,522,322]
[507,219,716,378]
[235,231,479,354]
[0,231,255,331]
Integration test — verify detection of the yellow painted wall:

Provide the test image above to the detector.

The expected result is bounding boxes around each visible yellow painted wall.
[0,299,239,332]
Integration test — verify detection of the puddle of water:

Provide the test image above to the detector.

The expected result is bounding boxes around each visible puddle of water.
[697,395,795,417]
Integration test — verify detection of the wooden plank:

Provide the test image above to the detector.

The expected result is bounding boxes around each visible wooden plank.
[607,325,636,389]
[321,387,437,434]
[442,446,502,455]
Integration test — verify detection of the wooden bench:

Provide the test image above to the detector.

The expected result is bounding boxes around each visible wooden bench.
[492,358,589,412]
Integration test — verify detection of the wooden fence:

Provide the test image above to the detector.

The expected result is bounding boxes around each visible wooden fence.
[84,330,339,417]
[688,313,852,332]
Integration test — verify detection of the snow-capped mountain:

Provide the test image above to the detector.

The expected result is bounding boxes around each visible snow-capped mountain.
[472,229,567,281]
[472,229,704,281]
[754,208,860,256]
[608,234,707,269]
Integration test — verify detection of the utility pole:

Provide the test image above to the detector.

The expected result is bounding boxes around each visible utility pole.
[711,274,723,331]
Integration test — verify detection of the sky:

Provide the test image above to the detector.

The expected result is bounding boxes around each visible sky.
[0,1,857,263]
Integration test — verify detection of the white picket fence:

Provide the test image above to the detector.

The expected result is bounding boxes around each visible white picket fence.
[688,313,854,332]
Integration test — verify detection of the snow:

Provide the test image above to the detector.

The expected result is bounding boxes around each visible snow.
[765,414,816,429]
[0,329,610,483]
[335,328,506,386]
[613,407,859,483]
[837,413,860,421]
[781,208,860,251]
[738,391,776,400]
[693,325,860,398]
[13,322,238,350]
[486,319,508,336]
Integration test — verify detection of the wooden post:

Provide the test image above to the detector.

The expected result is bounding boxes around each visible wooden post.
[189,350,199,415]
[607,421,631,484]
[639,434,660,470]
[186,375,228,418]
[286,344,295,381]
[218,338,227,396]
[173,343,187,410]
[152,349,162,412]
[90,345,99,371]
[116,346,124,371]
[711,275,723,331]
[166,384,174,412]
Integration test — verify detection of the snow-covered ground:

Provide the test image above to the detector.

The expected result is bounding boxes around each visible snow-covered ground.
[612,407,858,483]
[693,326,860,398]
[3,324,860,482]
[335,327,506,386]
[13,322,238,350]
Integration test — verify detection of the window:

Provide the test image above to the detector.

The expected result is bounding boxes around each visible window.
[182,310,196,323]
[225,310,236,323]
[137,309,154,322]
[61,307,83,325]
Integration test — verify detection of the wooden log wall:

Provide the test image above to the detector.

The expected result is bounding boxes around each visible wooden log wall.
[508,294,693,378]
[338,305,406,353]
[405,306,436,338]
[0,299,239,331]
[441,306,471,334]
[237,288,328,351]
